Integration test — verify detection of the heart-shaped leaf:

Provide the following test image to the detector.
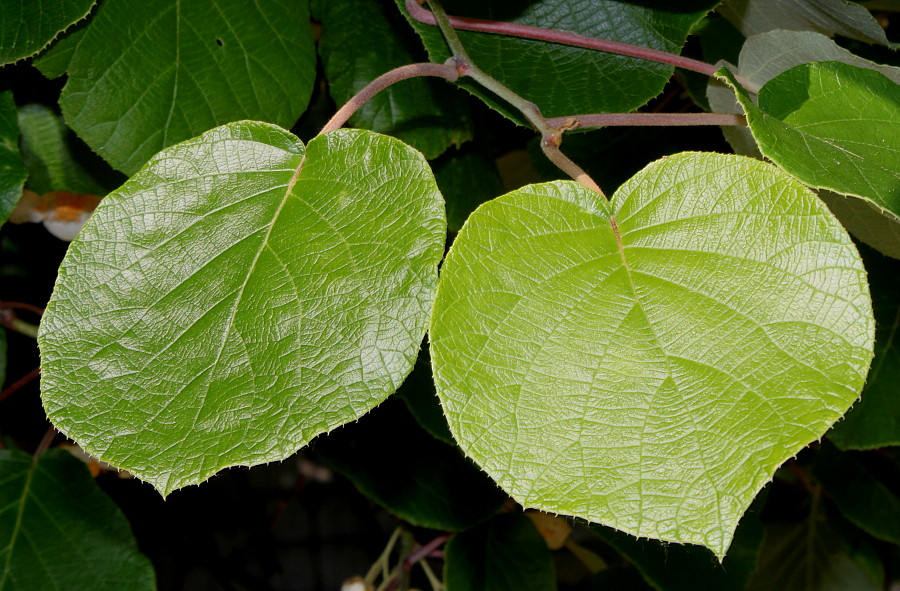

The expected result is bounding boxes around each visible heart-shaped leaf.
[38,122,446,496]
[430,152,873,557]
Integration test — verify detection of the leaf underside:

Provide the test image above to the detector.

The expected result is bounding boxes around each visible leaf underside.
[38,122,446,496]
[430,152,873,557]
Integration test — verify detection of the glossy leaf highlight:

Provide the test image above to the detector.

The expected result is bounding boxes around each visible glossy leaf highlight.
[39,122,446,496]
[430,152,873,557]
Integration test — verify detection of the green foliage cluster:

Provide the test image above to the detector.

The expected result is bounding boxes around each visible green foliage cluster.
[0,0,898,589]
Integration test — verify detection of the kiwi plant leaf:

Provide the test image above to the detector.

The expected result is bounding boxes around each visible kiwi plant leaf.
[430,152,874,557]
[317,0,472,160]
[38,122,446,496]
[0,449,155,591]
[724,62,900,259]
[38,0,316,175]
[397,0,717,121]
[0,92,26,225]
[0,0,96,65]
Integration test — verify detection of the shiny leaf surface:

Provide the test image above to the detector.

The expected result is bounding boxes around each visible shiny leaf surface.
[431,152,873,557]
[39,122,446,496]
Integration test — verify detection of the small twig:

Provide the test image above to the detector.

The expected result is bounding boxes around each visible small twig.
[33,426,57,462]
[0,301,45,315]
[0,367,40,402]
[407,0,753,86]
[403,534,449,571]
[419,558,444,591]
[540,141,604,195]
[0,310,40,338]
[545,112,747,129]
[319,63,460,135]
[366,528,403,586]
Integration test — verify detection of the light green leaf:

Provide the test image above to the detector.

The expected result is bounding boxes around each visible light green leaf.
[38,0,316,174]
[829,247,900,448]
[0,448,155,591]
[430,152,873,558]
[719,0,895,47]
[314,399,506,531]
[38,122,446,496]
[723,62,900,258]
[397,0,717,121]
[0,0,97,64]
[17,104,106,196]
[0,92,26,225]
[317,0,471,159]
[444,513,556,591]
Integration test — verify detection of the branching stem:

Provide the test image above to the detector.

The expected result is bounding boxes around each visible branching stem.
[319,63,460,135]
[407,0,756,90]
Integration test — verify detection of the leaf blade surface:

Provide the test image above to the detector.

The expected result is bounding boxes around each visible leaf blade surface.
[39,122,446,495]
[430,152,873,557]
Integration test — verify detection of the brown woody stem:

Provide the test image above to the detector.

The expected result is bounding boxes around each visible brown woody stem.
[319,63,460,135]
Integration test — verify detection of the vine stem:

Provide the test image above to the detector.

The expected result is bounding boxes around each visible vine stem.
[546,112,746,129]
[424,0,605,197]
[406,0,756,90]
[319,63,461,135]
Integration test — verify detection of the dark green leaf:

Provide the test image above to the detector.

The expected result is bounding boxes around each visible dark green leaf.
[0,448,155,591]
[314,399,506,531]
[38,0,316,174]
[829,247,900,448]
[396,347,455,444]
[746,494,881,591]
[813,441,900,544]
[723,62,900,259]
[706,30,900,159]
[317,0,471,159]
[0,92,26,225]
[397,0,717,120]
[0,0,96,64]
[719,0,896,47]
[444,513,556,591]
[591,490,765,591]
[433,147,504,232]
[430,152,873,557]
[17,104,105,196]
[38,122,446,496]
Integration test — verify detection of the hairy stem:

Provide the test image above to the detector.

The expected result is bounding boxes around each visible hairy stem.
[408,0,743,82]
[545,112,747,129]
[319,63,460,135]
[424,0,606,197]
